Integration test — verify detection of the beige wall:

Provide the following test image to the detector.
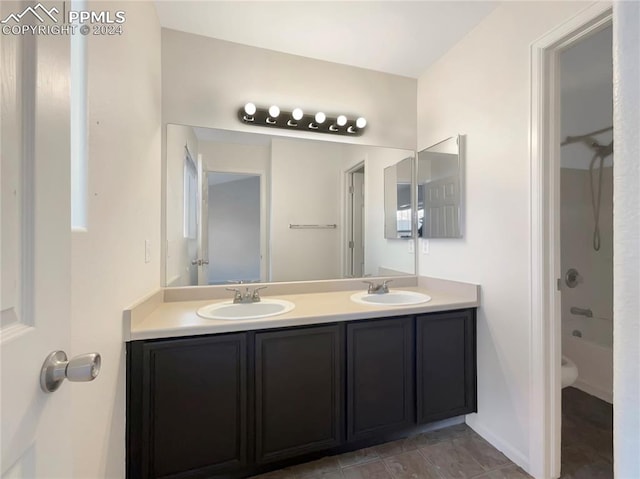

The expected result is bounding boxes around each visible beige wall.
[416,1,590,470]
[161,28,416,150]
[165,124,199,286]
[70,2,161,477]
[270,138,344,281]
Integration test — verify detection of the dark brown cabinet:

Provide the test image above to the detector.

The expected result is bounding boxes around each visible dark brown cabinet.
[127,308,476,478]
[416,309,476,423]
[254,324,344,464]
[346,317,414,441]
[127,334,247,478]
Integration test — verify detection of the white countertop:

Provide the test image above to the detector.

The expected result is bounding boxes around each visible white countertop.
[126,279,480,341]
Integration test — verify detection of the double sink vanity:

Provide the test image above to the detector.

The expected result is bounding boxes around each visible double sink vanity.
[137,120,474,478]
[125,276,479,479]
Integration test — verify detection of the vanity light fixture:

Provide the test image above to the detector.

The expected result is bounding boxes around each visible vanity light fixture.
[288,107,304,126]
[330,114,348,132]
[237,103,367,136]
[243,102,257,122]
[267,105,280,124]
[348,117,367,133]
[309,112,325,130]
[292,108,304,121]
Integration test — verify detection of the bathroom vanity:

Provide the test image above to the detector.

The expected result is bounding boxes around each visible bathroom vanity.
[125,278,479,479]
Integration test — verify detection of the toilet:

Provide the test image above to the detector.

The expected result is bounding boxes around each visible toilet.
[562,355,579,388]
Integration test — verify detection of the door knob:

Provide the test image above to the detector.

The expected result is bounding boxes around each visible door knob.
[191,259,209,266]
[40,351,101,393]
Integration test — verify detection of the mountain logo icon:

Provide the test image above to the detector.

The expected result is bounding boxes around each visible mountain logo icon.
[1,3,59,24]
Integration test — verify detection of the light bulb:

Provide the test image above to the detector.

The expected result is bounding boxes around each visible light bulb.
[315,112,326,124]
[356,117,367,129]
[336,115,347,127]
[268,105,280,118]
[292,108,304,121]
[244,102,256,115]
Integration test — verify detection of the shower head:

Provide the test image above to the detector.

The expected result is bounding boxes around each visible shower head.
[562,135,614,158]
[597,140,614,158]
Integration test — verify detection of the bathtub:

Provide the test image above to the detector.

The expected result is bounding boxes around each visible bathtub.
[562,316,613,403]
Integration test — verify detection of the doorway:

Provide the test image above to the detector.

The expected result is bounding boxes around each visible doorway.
[346,163,365,278]
[529,3,613,478]
[206,172,262,284]
[558,24,614,476]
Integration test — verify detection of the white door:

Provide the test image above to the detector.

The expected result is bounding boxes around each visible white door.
[346,165,365,277]
[351,170,365,277]
[207,172,262,284]
[1,7,73,477]
[423,176,461,238]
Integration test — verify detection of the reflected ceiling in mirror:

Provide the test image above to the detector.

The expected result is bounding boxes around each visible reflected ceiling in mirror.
[165,124,416,287]
[417,135,464,239]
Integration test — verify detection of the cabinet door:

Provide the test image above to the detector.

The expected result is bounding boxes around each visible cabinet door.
[254,324,343,464]
[416,309,476,424]
[347,317,414,442]
[129,334,247,479]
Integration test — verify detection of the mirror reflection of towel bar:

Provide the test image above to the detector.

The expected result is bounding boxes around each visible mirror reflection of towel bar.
[289,224,337,229]
[570,306,593,318]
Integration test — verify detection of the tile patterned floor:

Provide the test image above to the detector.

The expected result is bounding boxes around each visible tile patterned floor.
[250,424,530,479]
[560,387,613,478]
[251,387,613,479]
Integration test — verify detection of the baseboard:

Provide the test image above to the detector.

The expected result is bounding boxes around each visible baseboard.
[465,415,530,473]
[573,379,613,404]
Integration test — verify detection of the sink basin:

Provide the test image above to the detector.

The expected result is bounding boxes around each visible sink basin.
[350,290,432,306]
[197,299,295,320]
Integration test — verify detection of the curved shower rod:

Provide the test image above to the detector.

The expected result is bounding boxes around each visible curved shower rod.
[561,125,613,147]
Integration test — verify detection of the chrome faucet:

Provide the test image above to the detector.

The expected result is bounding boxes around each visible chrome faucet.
[226,286,267,304]
[362,280,392,294]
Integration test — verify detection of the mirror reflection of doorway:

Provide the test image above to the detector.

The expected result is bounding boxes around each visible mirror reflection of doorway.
[207,172,261,284]
[347,164,365,277]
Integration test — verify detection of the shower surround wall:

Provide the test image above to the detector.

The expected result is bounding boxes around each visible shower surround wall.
[561,166,613,403]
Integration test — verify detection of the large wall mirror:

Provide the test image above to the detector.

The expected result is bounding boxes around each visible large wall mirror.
[165,124,417,286]
[417,135,464,238]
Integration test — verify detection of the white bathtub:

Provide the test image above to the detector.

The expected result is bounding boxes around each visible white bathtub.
[562,318,613,403]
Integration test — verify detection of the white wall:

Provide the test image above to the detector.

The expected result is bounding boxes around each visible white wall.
[560,168,614,340]
[612,2,640,476]
[208,177,261,283]
[70,2,161,477]
[165,124,199,286]
[161,28,416,149]
[416,1,590,470]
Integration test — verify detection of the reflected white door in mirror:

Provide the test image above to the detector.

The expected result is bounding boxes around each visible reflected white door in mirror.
[417,135,465,239]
